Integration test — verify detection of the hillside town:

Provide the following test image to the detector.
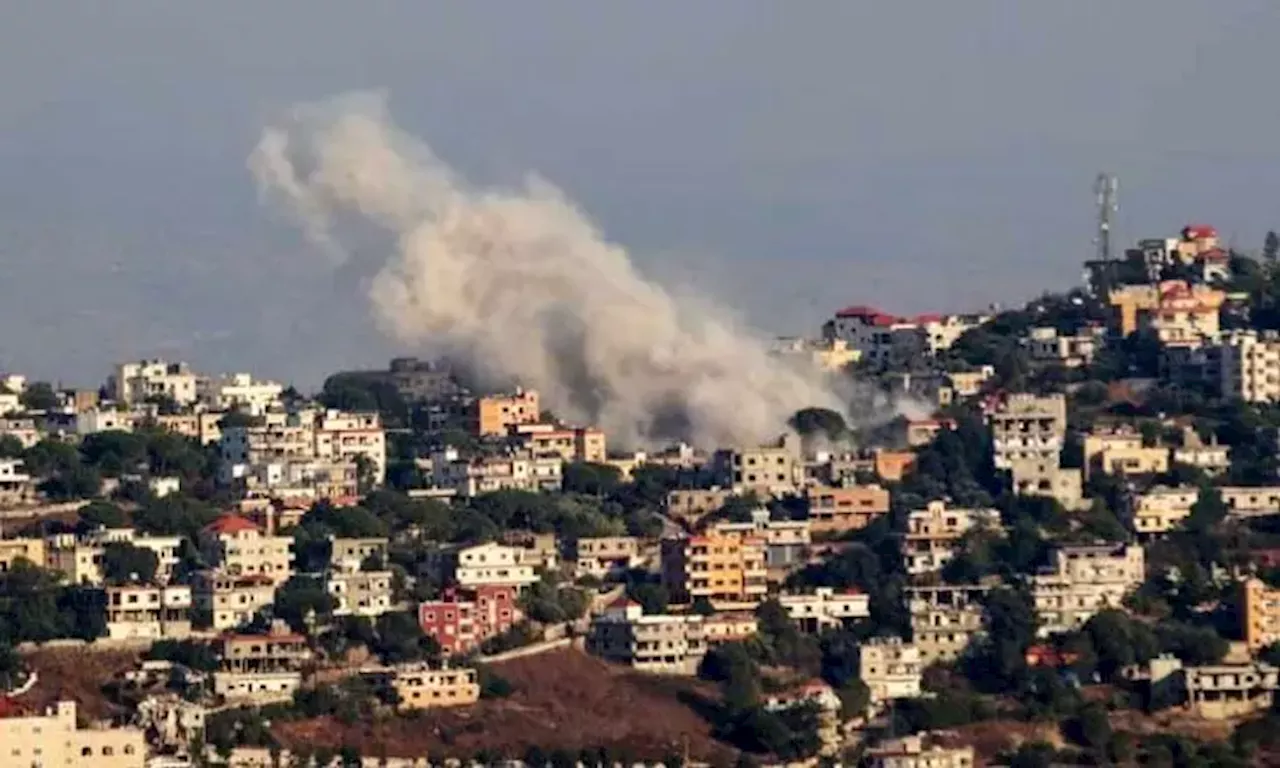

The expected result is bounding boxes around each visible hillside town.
[7,224,1280,767]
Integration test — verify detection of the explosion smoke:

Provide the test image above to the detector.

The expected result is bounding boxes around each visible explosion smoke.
[250,92,854,449]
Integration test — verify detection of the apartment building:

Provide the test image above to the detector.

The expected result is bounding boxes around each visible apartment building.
[113,359,199,406]
[866,733,976,768]
[153,411,225,445]
[906,583,990,664]
[427,447,564,498]
[1186,663,1280,720]
[327,569,394,617]
[450,542,540,591]
[199,373,284,415]
[213,623,311,703]
[570,536,642,580]
[329,536,389,573]
[1173,439,1230,476]
[199,514,295,586]
[988,393,1067,469]
[665,487,733,524]
[660,531,768,609]
[0,700,146,768]
[1217,330,1280,403]
[901,501,1001,576]
[104,583,193,641]
[1084,431,1171,480]
[1031,543,1145,635]
[804,484,890,536]
[45,534,105,585]
[859,638,924,715]
[0,536,44,572]
[192,570,277,631]
[1242,578,1280,651]
[368,663,480,710]
[1006,457,1086,511]
[719,435,803,496]
[823,306,989,368]
[1024,325,1105,368]
[1220,486,1280,518]
[418,584,521,654]
[82,527,183,583]
[0,457,35,505]
[586,598,707,675]
[472,388,540,436]
[1130,485,1199,536]
[220,408,387,488]
[502,530,560,571]
[776,588,870,632]
[311,409,387,486]
[708,510,810,576]
[510,423,607,463]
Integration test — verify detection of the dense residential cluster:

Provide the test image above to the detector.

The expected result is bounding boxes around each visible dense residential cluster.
[9,227,1280,765]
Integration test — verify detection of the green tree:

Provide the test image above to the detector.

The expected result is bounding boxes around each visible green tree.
[562,462,623,496]
[0,435,24,458]
[273,575,336,632]
[371,611,441,664]
[19,382,59,412]
[1265,230,1280,266]
[1069,703,1113,752]
[101,543,159,585]
[76,501,128,532]
[79,430,147,477]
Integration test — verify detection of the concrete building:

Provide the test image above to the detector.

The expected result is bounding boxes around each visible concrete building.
[719,435,803,496]
[45,534,106,585]
[824,306,989,368]
[708,510,810,577]
[418,584,521,654]
[1024,325,1105,368]
[661,531,768,609]
[1083,427,1169,479]
[702,611,760,646]
[81,527,183,583]
[328,536,389,573]
[1006,457,1085,511]
[327,570,394,617]
[586,598,707,675]
[472,388,540,437]
[1140,280,1224,348]
[1108,280,1225,338]
[866,733,976,768]
[368,664,480,710]
[0,457,35,505]
[859,638,924,715]
[570,536,642,580]
[901,501,1001,576]
[1186,663,1280,720]
[311,409,387,487]
[113,359,199,406]
[104,583,193,641]
[1031,543,1145,636]
[1130,485,1199,536]
[76,407,135,436]
[1220,487,1280,518]
[906,583,990,664]
[0,389,18,416]
[509,423,607,463]
[805,484,890,536]
[136,694,206,752]
[199,514,294,586]
[1243,577,1280,652]
[0,416,40,448]
[451,542,540,591]
[989,393,1068,470]
[0,536,45,572]
[220,408,387,489]
[213,624,311,704]
[776,588,870,632]
[0,700,146,768]
[192,570,277,631]
[665,487,733,524]
[199,373,283,415]
[1219,331,1280,403]
[426,447,564,498]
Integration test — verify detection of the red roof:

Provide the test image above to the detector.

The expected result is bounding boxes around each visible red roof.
[203,514,260,535]
[0,697,28,719]
[1201,246,1229,262]
[834,305,901,327]
[1183,224,1218,240]
[911,313,945,324]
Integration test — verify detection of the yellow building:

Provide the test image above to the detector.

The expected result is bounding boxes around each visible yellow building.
[381,664,480,710]
[721,435,803,496]
[1108,280,1225,338]
[804,484,890,536]
[665,488,733,524]
[0,700,146,767]
[660,531,768,609]
[473,388,540,437]
[511,423,607,463]
[0,536,45,572]
[1130,486,1199,536]
[1243,578,1280,651]
[199,514,295,586]
[1083,428,1169,480]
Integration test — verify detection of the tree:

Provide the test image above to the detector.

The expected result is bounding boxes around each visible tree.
[371,611,440,664]
[562,462,623,496]
[76,501,128,532]
[274,575,336,632]
[789,408,849,443]
[1186,486,1228,534]
[79,431,147,477]
[0,435,23,458]
[967,587,1038,690]
[1266,230,1280,266]
[101,543,159,585]
[19,382,59,412]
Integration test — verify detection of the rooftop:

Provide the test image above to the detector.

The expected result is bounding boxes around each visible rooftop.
[203,514,260,535]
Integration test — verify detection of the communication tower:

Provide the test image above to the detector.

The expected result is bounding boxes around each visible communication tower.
[1094,172,1118,263]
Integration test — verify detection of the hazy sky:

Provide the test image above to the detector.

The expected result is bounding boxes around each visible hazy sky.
[3,1,1279,388]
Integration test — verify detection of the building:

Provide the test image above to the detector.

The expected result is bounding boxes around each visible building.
[199,514,295,586]
[1082,427,1170,479]
[80,527,184,583]
[1220,331,1280,403]
[418,584,521,654]
[213,624,311,703]
[192,570,277,631]
[199,373,284,415]
[1130,485,1199,536]
[0,700,146,768]
[586,598,707,675]
[665,487,733,524]
[660,531,768,609]
[1186,663,1280,720]
[702,612,760,646]
[570,536,642,580]
[45,534,106,585]
[0,416,40,448]
[1006,458,1086,511]
[136,694,206,752]
[0,536,45,572]
[906,583,990,663]
[770,337,862,372]
[450,543,540,591]
[859,638,924,715]
[823,306,989,369]
[866,733,976,768]
[1024,326,1105,368]
[901,501,1001,576]
[113,359,199,406]
[104,583,193,640]
[426,447,564,498]
[472,388,540,437]
[1173,432,1230,476]
[76,407,135,436]
[719,435,803,496]
[776,588,869,632]
[311,409,387,487]
[327,570,394,617]
[220,408,387,489]
[1031,543,1145,635]
[1242,578,1280,652]
[329,536,389,573]
[1221,487,1280,518]
[989,393,1067,469]
[708,510,810,577]
[1140,280,1224,348]
[368,663,480,710]
[510,423,607,463]
[804,484,890,536]
[1108,281,1225,338]
[0,457,35,505]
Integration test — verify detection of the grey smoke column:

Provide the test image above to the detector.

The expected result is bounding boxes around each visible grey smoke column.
[249,92,849,449]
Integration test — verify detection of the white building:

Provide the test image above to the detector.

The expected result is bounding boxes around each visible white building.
[824,306,990,369]
[0,457,34,504]
[866,734,976,768]
[1219,331,1280,404]
[76,407,135,435]
[1031,543,1145,636]
[82,527,184,583]
[327,570,394,617]
[105,583,193,641]
[776,588,870,632]
[113,359,199,406]
[192,570,277,631]
[453,543,539,591]
[1023,326,1105,368]
[199,373,284,415]
[198,515,295,586]
[426,448,563,498]
[859,638,924,715]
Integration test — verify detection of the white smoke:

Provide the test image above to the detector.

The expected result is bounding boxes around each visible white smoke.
[249,92,857,449]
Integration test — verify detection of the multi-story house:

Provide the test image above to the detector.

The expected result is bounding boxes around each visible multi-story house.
[450,542,540,591]
[45,533,106,585]
[213,622,311,703]
[1242,577,1280,651]
[0,536,44,572]
[104,583,193,641]
[718,435,804,497]
[1219,330,1280,403]
[702,612,760,646]
[0,416,40,449]
[327,569,394,617]
[989,393,1067,469]
[665,487,733,525]
[804,484,890,536]
[365,663,480,710]
[329,536,389,573]
[1186,663,1280,720]
[199,514,295,586]
[311,409,387,487]
[1031,543,1145,636]
[509,423,607,463]
[859,638,924,715]
[823,306,989,368]
[569,536,642,580]
[0,457,35,505]
[660,531,768,609]
[866,733,976,768]
[418,585,521,654]
[1023,326,1105,368]
[770,337,862,372]
[1108,280,1224,338]
[0,700,147,768]
[906,583,990,663]
[586,598,707,675]
[112,359,200,406]
[426,447,564,498]
[1129,485,1199,536]
[471,388,540,437]
[1221,487,1280,518]
[901,501,1001,576]
[1083,427,1170,479]
[81,527,183,583]
[198,373,284,415]
[192,570,277,631]
[776,588,870,632]
[708,510,810,578]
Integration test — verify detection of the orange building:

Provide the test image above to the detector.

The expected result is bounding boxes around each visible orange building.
[1108,280,1224,339]
[661,531,768,609]
[1243,577,1280,651]
[472,388,540,437]
[875,450,917,482]
[805,484,890,535]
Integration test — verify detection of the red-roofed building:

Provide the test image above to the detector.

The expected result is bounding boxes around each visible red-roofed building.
[199,513,295,586]
[418,584,521,654]
[203,514,259,536]
[825,305,990,370]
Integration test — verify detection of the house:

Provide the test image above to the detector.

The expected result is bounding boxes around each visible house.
[660,531,768,609]
[363,663,480,710]
[192,570,277,631]
[471,388,540,437]
[702,612,760,646]
[901,501,1001,576]
[1083,427,1169,480]
[586,598,707,675]
[198,373,284,415]
[112,359,199,406]
[1024,326,1105,368]
[989,393,1067,469]
[213,623,311,704]
[718,435,803,496]
[0,458,35,505]
[906,583,991,664]
[1186,663,1280,720]
[0,536,44,572]
[426,447,564,497]
[665,487,734,524]
[1220,486,1280,518]
[328,536,389,573]
[866,733,976,768]
[81,527,184,583]
[1130,485,1199,536]
[451,542,540,591]
[327,569,394,617]
[804,484,890,536]
[1242,578,1280,651]
[776,588,869,632]
[199,514,294,586]
[0,700,146,767]
[569,536,642,580]
[509,422,607,463]
[418,585,521,654]
[1031,543,1145,635]
[708,510,810,578]
[104,583,193,641]
[859,638,924,715]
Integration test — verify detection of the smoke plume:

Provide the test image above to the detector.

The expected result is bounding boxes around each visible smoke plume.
[249,92,852,449]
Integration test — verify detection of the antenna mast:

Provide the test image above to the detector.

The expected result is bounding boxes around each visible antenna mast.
[1094,172,1118,263]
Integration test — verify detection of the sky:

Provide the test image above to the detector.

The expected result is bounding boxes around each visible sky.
[2,1,1280,388]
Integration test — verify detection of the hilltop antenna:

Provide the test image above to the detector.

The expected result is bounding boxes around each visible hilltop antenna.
[1094,172,1118,263]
